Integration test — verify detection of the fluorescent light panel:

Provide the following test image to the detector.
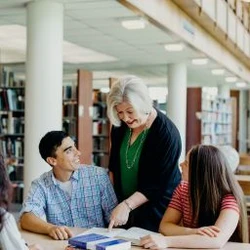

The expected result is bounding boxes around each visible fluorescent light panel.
[225,76,237,82]
[192,58,208,65]
[164,43,184,51]
[121,19,146,30]
[211,69,225,75]
[235,82,247,88]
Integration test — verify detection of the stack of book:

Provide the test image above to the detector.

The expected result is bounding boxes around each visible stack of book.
[66,226,159,249]
[67,233,131,250]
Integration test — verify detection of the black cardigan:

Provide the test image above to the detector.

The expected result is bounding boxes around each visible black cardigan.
[109,109,182,231]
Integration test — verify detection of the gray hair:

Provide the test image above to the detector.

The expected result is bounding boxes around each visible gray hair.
[107,75,153,126]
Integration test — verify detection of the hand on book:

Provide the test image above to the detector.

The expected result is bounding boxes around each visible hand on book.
[108,202,130,230]
[48,225,73,240]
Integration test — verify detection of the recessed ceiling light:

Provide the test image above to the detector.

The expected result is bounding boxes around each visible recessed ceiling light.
[164,43,184,51]
[211,69,225,75]
[225,76,237,82]
[121,19,146,30]
[235,82,247,88]
[191,58,208,65]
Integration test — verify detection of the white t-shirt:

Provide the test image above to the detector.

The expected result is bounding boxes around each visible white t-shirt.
[0,211,28,250]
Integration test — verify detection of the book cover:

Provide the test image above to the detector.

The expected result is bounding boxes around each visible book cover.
[68,233,109,249]
[95,239,131,250]
[87,237,125,250]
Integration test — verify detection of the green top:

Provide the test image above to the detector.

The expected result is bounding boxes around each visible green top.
[120,128,149,198]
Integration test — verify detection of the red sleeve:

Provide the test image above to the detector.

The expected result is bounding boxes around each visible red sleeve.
[221,194,240,214]
[168,181,188,213]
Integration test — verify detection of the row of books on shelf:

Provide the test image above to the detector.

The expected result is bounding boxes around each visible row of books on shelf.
[0,67,25,87]
[202,99,232,113]
[0,88,25,111]
[92,104,107,120]
[63,84,77,100]
[0,137,24,158]
[201,111,232,123]
[202,123,232,135]
[63,103,78,117]
[0,115,24,134]
[202,134,232,145]
[8,165,23,182]
[92,153,109,168]
[93,137,109,152]
[93,121,109,136]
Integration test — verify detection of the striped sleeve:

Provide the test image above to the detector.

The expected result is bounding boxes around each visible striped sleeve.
[168,182,187,212]
[221,194,240,214]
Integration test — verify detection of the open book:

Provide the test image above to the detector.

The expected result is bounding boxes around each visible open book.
[76,227,160,246]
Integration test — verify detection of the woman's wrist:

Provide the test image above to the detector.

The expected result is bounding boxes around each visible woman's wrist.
[124,199,133,211]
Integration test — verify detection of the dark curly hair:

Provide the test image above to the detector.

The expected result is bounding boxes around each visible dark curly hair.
[0,153,12,231]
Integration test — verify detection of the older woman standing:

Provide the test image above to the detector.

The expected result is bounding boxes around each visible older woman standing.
[107,75,182,231]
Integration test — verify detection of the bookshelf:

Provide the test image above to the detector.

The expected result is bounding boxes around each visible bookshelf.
[186,87,233,152]
[92,89,110,168]
[62,80,78,140]
[62,70,111,168]
[0,64,25,203]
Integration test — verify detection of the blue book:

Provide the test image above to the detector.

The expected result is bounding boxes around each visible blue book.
[95,239,131,250]
[68,233,109,249]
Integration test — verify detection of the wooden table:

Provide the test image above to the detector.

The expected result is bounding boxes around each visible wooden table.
[21,228,250,250]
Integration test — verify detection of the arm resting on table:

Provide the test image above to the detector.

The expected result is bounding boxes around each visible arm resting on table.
[20,212,73,240]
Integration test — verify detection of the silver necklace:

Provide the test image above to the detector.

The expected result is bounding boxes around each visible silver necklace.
[125,128,148,169]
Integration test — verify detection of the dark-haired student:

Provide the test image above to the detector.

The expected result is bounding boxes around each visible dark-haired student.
[0,153,42,250]
[141,145,249,249]
[20,130,117,240]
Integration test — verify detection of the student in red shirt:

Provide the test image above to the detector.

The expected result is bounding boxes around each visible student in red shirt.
[141,144,249,249]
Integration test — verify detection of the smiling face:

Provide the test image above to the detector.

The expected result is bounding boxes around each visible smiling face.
[115,101,148,129]
[47,136,81,180]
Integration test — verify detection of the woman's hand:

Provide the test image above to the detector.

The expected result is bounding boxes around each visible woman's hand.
[196,226,220,237]
[140,234,168,249]
[108,201,130,230]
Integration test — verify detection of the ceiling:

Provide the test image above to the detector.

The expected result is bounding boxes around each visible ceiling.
[0,0,248,89]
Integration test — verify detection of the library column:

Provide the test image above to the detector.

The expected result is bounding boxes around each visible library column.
[25,1,63,196]
[239,90,248,153]
[218,84,230,98]
[167,63,187,162]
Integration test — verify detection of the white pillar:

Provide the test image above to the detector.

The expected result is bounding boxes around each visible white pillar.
[218,84,230,98]
[167,63,187,162]
[24,1,63,197]
[239,90,248,153]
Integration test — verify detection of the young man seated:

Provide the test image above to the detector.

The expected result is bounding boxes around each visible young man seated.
[20,130,117,240]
